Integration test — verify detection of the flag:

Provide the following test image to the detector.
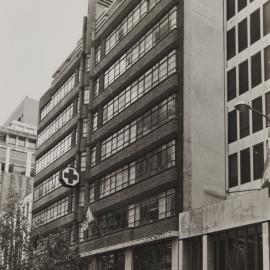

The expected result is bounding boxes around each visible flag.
[82,206,95,231]
[262,140,270,188]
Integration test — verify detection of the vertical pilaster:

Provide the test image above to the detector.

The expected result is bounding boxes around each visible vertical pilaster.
[125,248,133,270]
[203,235,214,270]
[262,222,270,270]
[179,240,190,270]
[172,239,179,270]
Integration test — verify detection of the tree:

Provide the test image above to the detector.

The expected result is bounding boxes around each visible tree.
[0,193,83,270]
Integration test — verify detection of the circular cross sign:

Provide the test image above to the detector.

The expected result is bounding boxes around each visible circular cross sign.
[60,167,80,188]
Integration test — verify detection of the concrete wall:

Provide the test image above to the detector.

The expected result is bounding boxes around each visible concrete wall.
[179,188,270,239]
[183,0,225,210]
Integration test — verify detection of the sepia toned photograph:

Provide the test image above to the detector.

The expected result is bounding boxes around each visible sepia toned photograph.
[0,0,269,269]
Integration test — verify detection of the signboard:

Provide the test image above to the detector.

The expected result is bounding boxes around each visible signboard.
[59,167,79,188]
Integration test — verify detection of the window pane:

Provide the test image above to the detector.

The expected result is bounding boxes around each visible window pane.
[263,1,270,36]
[266,92,270,127]
[250,9,261,45]
[238,18,248,52]
[239,60,249,94]
[239,109,250,138]
[265,45,270,81]
[240,148,251,184]
[227,0,235,20]
[229,153,238,188]
[253,142,264,180]
[252,97,263,133]
[251,52,262,87]
[228,110,237,143]
[227,27,236,60]
[238,0,247,12]
[227,67,236,101]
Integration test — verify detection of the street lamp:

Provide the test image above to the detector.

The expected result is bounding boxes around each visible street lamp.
[234,101,270,122]
[234,101,270,190]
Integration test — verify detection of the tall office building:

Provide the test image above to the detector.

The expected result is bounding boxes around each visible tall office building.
[227,0,270,191]
[33,0,225,269]
[178,1,270,269]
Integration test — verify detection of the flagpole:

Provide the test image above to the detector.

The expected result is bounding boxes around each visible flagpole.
[94,219,108,246]
[85,206,108,246]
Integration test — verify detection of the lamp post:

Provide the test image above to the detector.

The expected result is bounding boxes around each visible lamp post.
[233,101,270,191]
[234,101,270,122]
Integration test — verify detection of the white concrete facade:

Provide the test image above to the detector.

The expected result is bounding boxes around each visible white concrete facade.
[179,188,270,270]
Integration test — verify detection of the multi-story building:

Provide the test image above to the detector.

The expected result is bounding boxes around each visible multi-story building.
[178,1,270,269]
[227,0,270,192]
[33,0,225,269]
[0,97,38,209]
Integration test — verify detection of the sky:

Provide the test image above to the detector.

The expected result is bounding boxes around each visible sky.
[0,0,88,124]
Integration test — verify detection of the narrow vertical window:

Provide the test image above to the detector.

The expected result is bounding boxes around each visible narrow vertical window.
[227,0,235,20]
[240,148,251,184]
[251,52,262,87]
[252,97,263,133]
[253,143,264,180]
[229,153,238,188]
[238,0,247,12]
[264,45,270,81]
[84,88,90,104]
[265,92,270,127]
[250,9,261,45]
[227,27,236,60]
[238,18,248,52]
[239,59,249,94]
[228,110,237,143]
[227,67,237,101]
[263,1,270,36]
[239,109,250,138]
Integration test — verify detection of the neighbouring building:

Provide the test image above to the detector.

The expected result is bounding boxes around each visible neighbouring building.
[178,1,270,269]
[0,97,38,216]
[33,0,225,269]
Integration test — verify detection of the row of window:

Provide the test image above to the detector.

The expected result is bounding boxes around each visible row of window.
[228,142,264,188]
[104,0,161,56]
[86,189,175,237]
[228,93,270,143]
[37,103,74,147]
[100,50,177,126]
[103,7,177,89]
[93,241,172,270]
[227,46,270,101]
[96,95,176,161]
[36,132,73,173]
[227,0,261,20]
[89,141,175,202]
[32,196,72,227]
[1,134,36,149]
[227,2,270,60]
[0,162,34,176]
[33,172,61,202]
[9,149,27,162]
[40,73,76,120]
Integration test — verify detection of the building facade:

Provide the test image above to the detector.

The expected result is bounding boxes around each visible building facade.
[227,0,270,192]
[177,1,270,269]
[33,0,225,269]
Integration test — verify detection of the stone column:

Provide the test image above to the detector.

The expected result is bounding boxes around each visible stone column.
[262,222,270,270]
[125,248,133,270]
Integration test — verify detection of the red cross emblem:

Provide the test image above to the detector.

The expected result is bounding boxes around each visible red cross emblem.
[60,167,80,188]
